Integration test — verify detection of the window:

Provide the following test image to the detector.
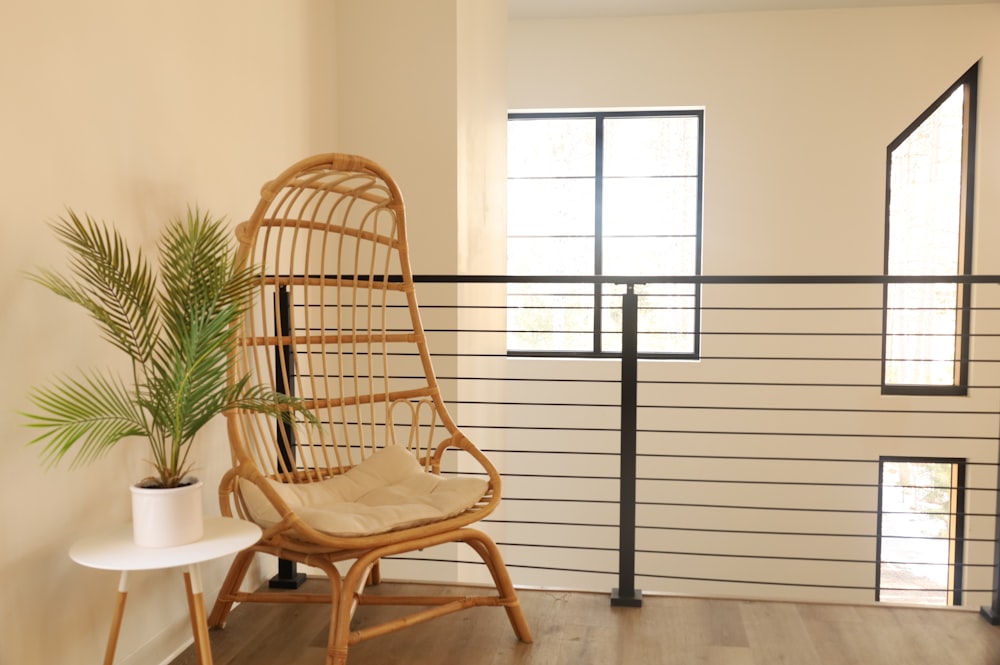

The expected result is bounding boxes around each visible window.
[876,457,966,606]
[506,110,704,357]
[882,63,978,394]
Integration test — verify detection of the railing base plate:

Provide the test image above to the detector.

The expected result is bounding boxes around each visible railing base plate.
[979,606,1000,624]
[269,572,307,589]
[611,588,643,607]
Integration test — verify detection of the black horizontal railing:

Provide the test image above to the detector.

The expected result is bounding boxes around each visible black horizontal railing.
[413,273,1000,284]
[289,273,1000,616]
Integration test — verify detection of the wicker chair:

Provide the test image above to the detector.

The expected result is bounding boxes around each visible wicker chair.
[207,153,532,664]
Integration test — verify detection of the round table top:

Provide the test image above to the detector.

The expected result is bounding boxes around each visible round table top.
[70,516,262,571]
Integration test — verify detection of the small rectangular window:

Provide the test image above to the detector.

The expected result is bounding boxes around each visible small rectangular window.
[876,457,966,606]
[882,63,978,394]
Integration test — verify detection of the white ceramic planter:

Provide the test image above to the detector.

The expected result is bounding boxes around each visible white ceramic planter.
[130,479,205,548]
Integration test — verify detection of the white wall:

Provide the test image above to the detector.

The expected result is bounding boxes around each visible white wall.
[0,2,336,663]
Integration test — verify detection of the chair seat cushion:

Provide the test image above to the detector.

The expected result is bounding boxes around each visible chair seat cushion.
[240,445,489,537]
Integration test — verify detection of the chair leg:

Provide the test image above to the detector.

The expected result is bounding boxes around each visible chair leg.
[367,559,381,586]
[462,530,533,643]
[293,556,351,665]
[207,548,256,628]
[327,605,349,665]
[326,554,387,664]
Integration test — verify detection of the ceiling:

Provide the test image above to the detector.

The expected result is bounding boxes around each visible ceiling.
[508,0,999,19]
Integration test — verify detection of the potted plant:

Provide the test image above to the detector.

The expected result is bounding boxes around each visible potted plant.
[24,208,311,547]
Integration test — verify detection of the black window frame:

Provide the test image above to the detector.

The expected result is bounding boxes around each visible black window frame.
[881,62,978,396]
[506,109,705,360]
[875,455,967,606]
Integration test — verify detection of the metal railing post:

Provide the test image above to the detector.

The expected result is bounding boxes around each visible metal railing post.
[612,284,642,607]
[980,427,1000,622]
[270,285,306,590]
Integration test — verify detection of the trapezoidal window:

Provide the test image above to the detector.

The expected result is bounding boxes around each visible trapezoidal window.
[882,62,978,395]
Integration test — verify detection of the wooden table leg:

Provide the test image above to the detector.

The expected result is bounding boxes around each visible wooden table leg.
[104,571,128,665]
[183,565,213,665]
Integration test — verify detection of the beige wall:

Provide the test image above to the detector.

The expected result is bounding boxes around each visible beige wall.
[331,0,509,584]
[334,0,461,273]
[3,0,999,659]
[0,0,504,661]
[508,4,1000,277]
[0,1,337,663]
[502,4,1000,602]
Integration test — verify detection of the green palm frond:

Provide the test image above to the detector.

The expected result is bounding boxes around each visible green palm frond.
[27,211,157,363]
[24,207,315,488]
[226,377,319,426]
[157,210,256,336]
[144,304,240,445]
[24,371,147,469]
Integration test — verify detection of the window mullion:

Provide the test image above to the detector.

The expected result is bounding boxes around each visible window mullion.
[594,115,604,354]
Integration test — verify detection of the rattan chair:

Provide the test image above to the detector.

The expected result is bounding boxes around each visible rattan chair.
[207,153,532,664]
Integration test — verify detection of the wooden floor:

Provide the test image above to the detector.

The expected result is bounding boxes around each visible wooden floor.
[171,580,1000,665]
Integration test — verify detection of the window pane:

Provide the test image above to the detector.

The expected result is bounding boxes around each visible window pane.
[879,460,961,606]
[602,237,697,276]
[604,116,700,177]
[600,284,626,353]
[507,283,594,352]
[603,176,698,237]
[883,68,973,391]
[508,118,595,178]
[887,87,964,276]
[601,284,697,354]
[508,178,594,237]
[884,284,960,385]
[508,237,594,276]
[638,290,697,354]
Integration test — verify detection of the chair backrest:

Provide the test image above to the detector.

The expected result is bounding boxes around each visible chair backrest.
[228,154,459,484]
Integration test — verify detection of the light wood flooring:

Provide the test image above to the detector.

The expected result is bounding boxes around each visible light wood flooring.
[171,580,1000,665]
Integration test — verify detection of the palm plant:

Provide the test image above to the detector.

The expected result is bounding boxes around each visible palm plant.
[24,208,311,488]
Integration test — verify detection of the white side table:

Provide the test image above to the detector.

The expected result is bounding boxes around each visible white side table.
[70,516,261,665]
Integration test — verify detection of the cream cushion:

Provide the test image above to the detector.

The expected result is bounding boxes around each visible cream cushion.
[239,445,488,537]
